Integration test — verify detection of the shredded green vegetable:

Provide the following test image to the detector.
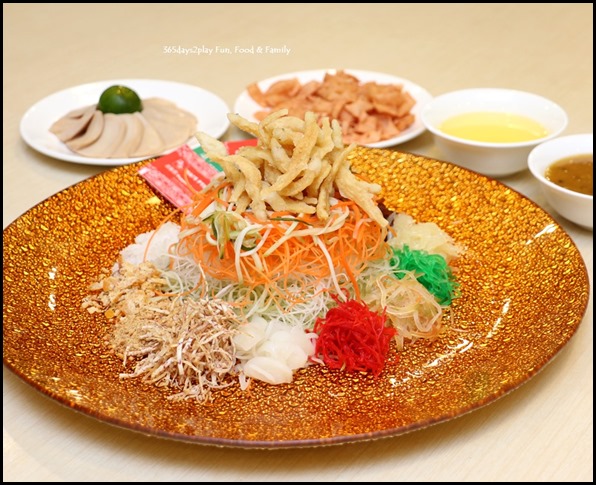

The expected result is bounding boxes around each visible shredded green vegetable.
[390,245,459,306]
[269,216,313,226]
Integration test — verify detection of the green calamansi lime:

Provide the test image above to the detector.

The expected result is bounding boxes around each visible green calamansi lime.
[97,85,143,114]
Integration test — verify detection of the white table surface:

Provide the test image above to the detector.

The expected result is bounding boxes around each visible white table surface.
[3,3,593,482]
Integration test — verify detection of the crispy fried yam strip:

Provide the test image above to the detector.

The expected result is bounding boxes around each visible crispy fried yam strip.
[194,110,388,227]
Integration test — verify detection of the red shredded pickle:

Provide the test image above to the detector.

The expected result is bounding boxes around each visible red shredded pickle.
[314,295,396,377]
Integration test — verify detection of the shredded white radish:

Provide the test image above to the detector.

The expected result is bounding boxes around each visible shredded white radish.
[119,221,181,270]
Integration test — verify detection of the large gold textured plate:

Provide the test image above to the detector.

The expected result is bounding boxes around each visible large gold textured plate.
[3,147,590,448]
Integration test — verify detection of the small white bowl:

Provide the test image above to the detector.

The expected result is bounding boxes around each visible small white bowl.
[421,88,568,177]
[528,134,593,229]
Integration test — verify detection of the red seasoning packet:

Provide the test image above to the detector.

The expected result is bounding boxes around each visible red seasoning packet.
[224,138,258,154]
[138,139,257,209]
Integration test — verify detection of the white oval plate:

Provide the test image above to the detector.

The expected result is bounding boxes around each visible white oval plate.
[233,69,433,148]
[20,79,231,166]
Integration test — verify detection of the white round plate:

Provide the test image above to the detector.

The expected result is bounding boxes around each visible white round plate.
[233,69,433,148]
[20,79,231,166]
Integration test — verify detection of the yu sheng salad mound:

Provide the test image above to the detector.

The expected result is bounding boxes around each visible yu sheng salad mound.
[83,109,463,402]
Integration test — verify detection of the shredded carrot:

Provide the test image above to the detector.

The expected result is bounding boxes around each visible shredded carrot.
[182,181,231,218]
[175,189,387,307]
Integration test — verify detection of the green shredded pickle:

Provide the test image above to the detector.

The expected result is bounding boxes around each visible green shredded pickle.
[390,245,459,306]
[269,217,313,226]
